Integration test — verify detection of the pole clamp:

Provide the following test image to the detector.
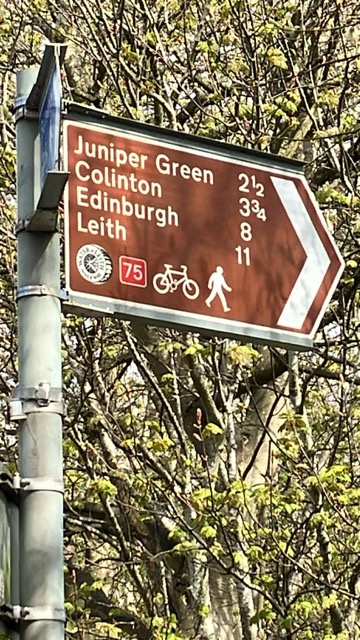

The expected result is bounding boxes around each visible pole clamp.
[0,604,65,622]
[17,284,68,301]
[13,474,64,494]
[20,606,66,622]
[9,382,65,420]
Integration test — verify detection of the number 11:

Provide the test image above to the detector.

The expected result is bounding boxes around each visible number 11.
[236,245,251,266]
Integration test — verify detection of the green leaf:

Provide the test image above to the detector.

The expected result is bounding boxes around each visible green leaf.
[200,524,217,538]
[151,435,175,453]
[202,422,223,438]
[199,604,211,618]
[267,47,288,69]
[168,528,187,542]
[233,551,244,565]
[227,344,260,366]
[322,593,337,610]
[65,601,76,614]
[91,478,117,497]
[184,343,205,356]
[250,606,276,624]
[346,259,357,268]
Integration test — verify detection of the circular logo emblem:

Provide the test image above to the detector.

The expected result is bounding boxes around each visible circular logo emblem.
[76,244,113,284]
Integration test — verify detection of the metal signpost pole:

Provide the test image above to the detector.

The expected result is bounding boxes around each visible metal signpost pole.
[15,68,64,639]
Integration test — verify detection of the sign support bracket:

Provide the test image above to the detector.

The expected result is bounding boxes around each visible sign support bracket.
[14,171,70,233]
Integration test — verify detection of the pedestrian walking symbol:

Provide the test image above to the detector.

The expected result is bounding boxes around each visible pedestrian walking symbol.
[205,266,232,312]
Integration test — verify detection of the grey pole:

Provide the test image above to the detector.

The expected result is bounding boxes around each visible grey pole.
[15,69,64,640]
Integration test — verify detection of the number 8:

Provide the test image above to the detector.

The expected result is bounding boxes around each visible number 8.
[240,222,252,242]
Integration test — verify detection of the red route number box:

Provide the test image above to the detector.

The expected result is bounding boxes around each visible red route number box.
[119,256,147,288]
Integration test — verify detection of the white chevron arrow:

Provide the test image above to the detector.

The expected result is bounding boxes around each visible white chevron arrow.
[271,177,330,330]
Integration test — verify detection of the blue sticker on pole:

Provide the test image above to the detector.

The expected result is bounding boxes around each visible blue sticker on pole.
[39,59,61,188]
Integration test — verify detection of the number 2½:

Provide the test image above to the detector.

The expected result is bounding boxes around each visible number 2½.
[238,173,264,198]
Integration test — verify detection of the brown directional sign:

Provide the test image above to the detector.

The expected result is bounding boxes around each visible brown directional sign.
[63,111,344,348]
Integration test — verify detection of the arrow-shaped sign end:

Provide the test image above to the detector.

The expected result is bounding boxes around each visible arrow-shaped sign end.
[272,177,332,331]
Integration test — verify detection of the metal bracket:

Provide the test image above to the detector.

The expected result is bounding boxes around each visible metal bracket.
[21,606,66,622]
[13,475,64,494]
[14,219,59,235]
[14,170,70,234]
[17,285,68,301]
[9,399,65,418]
[14,105,39,121]
[0,604,65,622]
[8,398,27,421]
[9,382,65,420]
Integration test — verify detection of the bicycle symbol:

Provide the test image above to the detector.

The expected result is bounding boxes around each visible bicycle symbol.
[153,264,200,300]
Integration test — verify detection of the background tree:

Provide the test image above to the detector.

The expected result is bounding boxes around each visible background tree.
[0,0,359,639]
